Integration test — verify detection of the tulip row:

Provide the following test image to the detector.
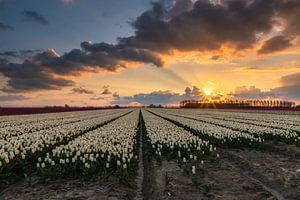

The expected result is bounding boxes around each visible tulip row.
[165,109,300,132]
[148,109,261,147]
[0,109,125,139]
[0,109,132,179]
[0,109,85,127]
[36,110,140,181]
[156,109,299,145]
[142,110,217,174]
[197,114,300,133]
[176,109,300,127]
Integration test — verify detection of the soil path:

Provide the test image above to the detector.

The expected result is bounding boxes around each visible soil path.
[134,111,145,200]
[140,111,155,200]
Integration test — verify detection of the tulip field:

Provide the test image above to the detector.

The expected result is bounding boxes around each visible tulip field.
[0,108,299,200]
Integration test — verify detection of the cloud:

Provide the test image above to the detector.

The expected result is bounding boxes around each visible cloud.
[166,0,194,19]
[90,95,111,100]
[271,85,300,99]
[0,51,18,57]
[271,72,300,99]
[113,86,203,105]
[0,95,30,101]
[0,22,14,31]
[1,75,74,93]
[258,35,292,54]
[0,50,75,92]
[71,86,94,94]
[0,46,161,92]
[120,0,300,55]
[101,85,112,95]
[112,92,120,99]
[0,58,8,64]
[211,55,221,60]
[232,72,300,100]
[0,49,41,60]
[119,0,279,52]
[23,10,49,25]
[80,41,163,67]
[278,72,300,86]
[278,0,300,36]
[231,86,274,99]
[0,38,163,92]
[128,101,142,107]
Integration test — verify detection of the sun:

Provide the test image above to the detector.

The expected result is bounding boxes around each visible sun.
[203,88,213,96]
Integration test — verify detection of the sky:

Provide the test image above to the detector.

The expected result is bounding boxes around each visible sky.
[0,0,300,107]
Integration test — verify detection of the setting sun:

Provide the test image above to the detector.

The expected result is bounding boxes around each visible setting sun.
[203,88,213,96]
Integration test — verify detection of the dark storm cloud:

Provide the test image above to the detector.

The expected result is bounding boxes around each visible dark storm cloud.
[119,0,279,52]
[80,41,164,67]
[0,49,41,59]
[277,0,300,35]
[0,54,75,92]
[0,42,163,92]
[1,75,74,93]
[71,87,94,94]
[258,35,292,54]
[166,0,194,19]
[113,86,203,105]
[23,10,49,25]
[0,22,14,31]
[0,58,8,64]
[0,95,29,101]
[0,51,18,57]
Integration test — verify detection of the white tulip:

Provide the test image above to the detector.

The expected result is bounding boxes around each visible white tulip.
[192,166,196,174]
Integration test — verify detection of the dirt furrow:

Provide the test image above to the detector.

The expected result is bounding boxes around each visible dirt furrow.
[140,111,155,200]
[220,149,299,200]
[244,174,286,200]
[134,111,145,200]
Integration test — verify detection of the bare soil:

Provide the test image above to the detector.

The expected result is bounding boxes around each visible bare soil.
[223,144,300,200]
[0,175,137,200]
